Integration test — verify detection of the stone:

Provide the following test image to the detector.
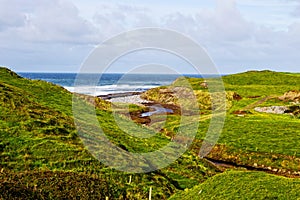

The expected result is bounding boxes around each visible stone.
[254,106,288,114]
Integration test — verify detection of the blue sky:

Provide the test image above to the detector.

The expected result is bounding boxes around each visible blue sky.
[0,0,300,74]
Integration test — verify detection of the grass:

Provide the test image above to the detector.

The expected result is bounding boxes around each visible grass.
[0,67,217,199]
[1,67,300,199]
[143,70,300,174]
[169,170,300,200]
[0,67,73,115]
[193,114,300,172]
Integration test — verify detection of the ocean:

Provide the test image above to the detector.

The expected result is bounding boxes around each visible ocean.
[19,73,214,96]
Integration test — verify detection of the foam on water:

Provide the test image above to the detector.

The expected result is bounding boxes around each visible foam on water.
[19,73,209,96]
[65,84,159,96]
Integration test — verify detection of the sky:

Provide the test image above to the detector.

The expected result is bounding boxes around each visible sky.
[0,0,300,74]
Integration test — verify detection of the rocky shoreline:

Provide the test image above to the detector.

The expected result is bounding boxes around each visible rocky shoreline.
[98,92,152,105]
[98,92,143,100]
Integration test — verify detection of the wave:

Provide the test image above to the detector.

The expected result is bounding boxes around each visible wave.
[64,84,159,96]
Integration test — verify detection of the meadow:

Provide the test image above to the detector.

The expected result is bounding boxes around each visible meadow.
[1,67,300,199]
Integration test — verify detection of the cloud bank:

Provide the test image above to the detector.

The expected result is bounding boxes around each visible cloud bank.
[0,0,299,73]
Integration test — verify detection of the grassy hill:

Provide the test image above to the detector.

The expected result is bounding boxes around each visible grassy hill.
[1,67,300,199]
[0,67,217,199]
[142,71,300,199]
[170,170,300,200]
[195,71,300,174]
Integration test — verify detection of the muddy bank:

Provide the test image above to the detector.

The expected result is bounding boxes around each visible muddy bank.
[129,103,181,125]
[98,92,181,125]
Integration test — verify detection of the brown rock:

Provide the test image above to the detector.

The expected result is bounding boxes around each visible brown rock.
[279,90,300,103]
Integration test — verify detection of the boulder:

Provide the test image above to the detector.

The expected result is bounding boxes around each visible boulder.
[254,106,288,114]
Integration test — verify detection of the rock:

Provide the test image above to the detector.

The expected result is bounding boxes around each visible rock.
[254,106,288,114]
[160,89,172,94]
[200,81,208,88]
[98,92,143,100]
[233,93,242,101]
[107,95,152,104]
[279,90,300,103]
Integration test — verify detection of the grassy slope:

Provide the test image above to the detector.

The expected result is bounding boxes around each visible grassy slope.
[175,70,300,97]
[209,71,300,172]
[142,70,300,199]
[1,68,300,199]
[164,70,300,172]
[0,68,73,115]
[170,170,300,200]
[0,67,217,199]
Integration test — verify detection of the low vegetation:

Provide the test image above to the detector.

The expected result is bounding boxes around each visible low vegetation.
[1,67,300,199]
[0,67,217,199]
[169,170,300,200]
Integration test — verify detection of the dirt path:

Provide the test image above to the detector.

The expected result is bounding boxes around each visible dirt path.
[243,96,274,110]
[204,157,300,178]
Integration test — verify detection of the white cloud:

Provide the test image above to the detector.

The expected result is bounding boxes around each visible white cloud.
[0,0,299,73]
[159,0,300,72]
[0,0,101,71]
[291,3,300,16]
[0,0,99,44]
[92,4,156,39]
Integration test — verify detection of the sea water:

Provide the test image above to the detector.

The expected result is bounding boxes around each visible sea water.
[19,73,213,96]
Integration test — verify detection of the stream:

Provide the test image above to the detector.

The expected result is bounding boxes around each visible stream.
[141,105,174,117]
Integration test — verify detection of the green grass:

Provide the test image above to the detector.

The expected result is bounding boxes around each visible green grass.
[0,67,217,199]
[1,67,300,199]
[143,70,300,173]
[0,67,73,115]
[190,114,300,172]
[169,170,300,200]
[222,70,300,85]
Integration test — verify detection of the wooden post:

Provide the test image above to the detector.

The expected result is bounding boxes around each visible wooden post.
[149,187,152,200]
[129,175,132,184]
